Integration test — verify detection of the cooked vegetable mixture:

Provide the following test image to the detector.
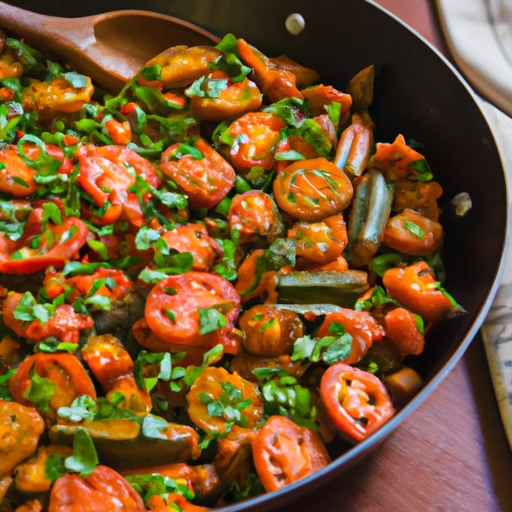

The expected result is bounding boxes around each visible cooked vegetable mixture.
[0,30,462,511]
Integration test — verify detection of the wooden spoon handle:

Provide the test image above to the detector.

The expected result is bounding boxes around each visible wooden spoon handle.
[0,1,93,53]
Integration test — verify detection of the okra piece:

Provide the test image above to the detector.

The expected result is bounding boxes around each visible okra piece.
[347,169,394,267]
[276,270,369,308]
[266,303,343,316]
[50,416,199,469]
[334,113,373,178]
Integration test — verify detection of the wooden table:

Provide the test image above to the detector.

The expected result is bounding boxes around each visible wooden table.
[295,2,512,510]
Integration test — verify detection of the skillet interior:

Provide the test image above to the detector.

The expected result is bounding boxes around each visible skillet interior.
[3,0,508,510]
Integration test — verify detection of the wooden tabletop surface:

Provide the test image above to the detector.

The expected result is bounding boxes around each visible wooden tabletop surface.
[294,1,512,511]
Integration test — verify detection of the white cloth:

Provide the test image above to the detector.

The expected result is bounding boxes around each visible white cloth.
[436,0,512,116]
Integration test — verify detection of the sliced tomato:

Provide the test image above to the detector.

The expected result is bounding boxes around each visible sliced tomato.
[239,304,304,356]
[189,73,262,121]
[228,190,283,244]
[76,144,159,225]
[384,307,425,356]
[22,143,74,175]
[227,112,285,174]
[382,209,443,256]
[317,309,385,365]
[104,119,132,145]
[161,224,222,272]
[0,213,88,274]
[161,139,235,209]
[234,248,278,303]
[48,466,145,512]
[273,157,353,222]
[382,261,453,324]
[9,353,97,414]
[0,144,38,197]
[66,267,133,303]
[253,415,330,492]
[288,214,347,266]
[144,272,241,347]
[81,334,134,391]
[320,363,395,442]
[186,367,263,433]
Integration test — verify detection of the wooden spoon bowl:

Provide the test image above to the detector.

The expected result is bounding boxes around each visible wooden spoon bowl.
[0,2,219,92]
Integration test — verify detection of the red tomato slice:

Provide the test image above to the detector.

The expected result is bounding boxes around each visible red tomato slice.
[0,144,38,197]
[49,466,145,512]
[227,112,285,173]
[253,415,331,492]
[382,261,453,324]
[228,190,283,244]
[186,367,263,433]
[161,224,222,272]
[65,268,133,303]
[0,212,88,274]
[25,305,93,344]
[9,353,97,414]
[144,272,241,346]
[160,139,235,209]
[81,334,134,391]
[317,309,385,365]
[273,157,353,222]
[384,307,425,356]
[320,363,395,442]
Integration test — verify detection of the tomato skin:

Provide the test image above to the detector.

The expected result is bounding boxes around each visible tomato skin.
[0,214,88,274]
[382,209,443,256]
[320,363,395,442]
[239,305,304,356]
[273,158,353,222]
[2,293,93,344]
[190,77,262,121]
[76,144,159,224]
[81,334,134,391]
[227,112,285,174]
[9,353,97,413]
[317,309,385,365]
[104,119,132,145]
[161,224,222,271]
[228,190,284,244]
[384,307,425,356]
[144,45,222,89]
[0,144,38,197]
[144,272,241,347]
[0,400,45,476]
[48,465,145,512]
[186,367,263,434]
[161,139,235,208]
[234,249,278,303]
[382,261,452,324]
[288,214,347,266]
[66,267,133,303]
[253,415,331,492]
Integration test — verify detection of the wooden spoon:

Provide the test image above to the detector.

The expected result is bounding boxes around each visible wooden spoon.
[0,2,219,92]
